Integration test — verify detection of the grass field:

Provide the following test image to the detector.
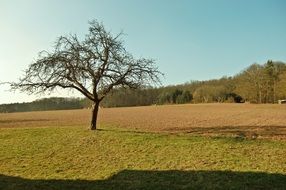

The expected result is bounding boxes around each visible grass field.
[1,104,286,189]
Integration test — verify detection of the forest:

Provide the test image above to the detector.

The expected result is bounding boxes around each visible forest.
[0,97,86,113]
[1,60,285,113]
[101,60,286,106]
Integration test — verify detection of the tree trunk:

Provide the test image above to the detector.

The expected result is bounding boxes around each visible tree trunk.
[90,102,100,130]
[273,81,276,104]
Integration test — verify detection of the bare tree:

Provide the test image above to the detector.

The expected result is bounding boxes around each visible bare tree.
[11,20,162,130]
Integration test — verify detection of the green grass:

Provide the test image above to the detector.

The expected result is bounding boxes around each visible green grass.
[1,126,286,189]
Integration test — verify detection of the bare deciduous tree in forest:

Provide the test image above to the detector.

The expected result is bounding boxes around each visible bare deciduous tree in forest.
[11,21,162,130]
[234,61,286,103]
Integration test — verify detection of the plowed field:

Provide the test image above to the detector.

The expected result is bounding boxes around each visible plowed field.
[1,104,286,139]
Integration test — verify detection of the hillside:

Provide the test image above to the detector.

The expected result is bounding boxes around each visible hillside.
[1,60,286,113]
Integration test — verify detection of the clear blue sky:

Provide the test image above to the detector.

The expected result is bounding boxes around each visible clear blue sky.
[0,0,286,104]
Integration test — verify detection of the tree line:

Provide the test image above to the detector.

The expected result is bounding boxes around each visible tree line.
[1,60,285,113]
[0,97,86,113]
[100,60,286,106]
[234,60,286,103]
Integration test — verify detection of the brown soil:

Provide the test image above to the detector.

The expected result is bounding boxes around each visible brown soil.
[1,103,286,139]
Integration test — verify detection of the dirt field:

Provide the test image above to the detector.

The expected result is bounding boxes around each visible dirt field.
[1,103,286,139]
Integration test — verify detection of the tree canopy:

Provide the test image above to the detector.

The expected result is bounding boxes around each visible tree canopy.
[11,20,162,130]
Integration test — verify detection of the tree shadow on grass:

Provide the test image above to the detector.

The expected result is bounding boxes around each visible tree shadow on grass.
[1,170,286,190]
[99,125,286,140]
[167,125,286,139]
[96,128,154,135]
